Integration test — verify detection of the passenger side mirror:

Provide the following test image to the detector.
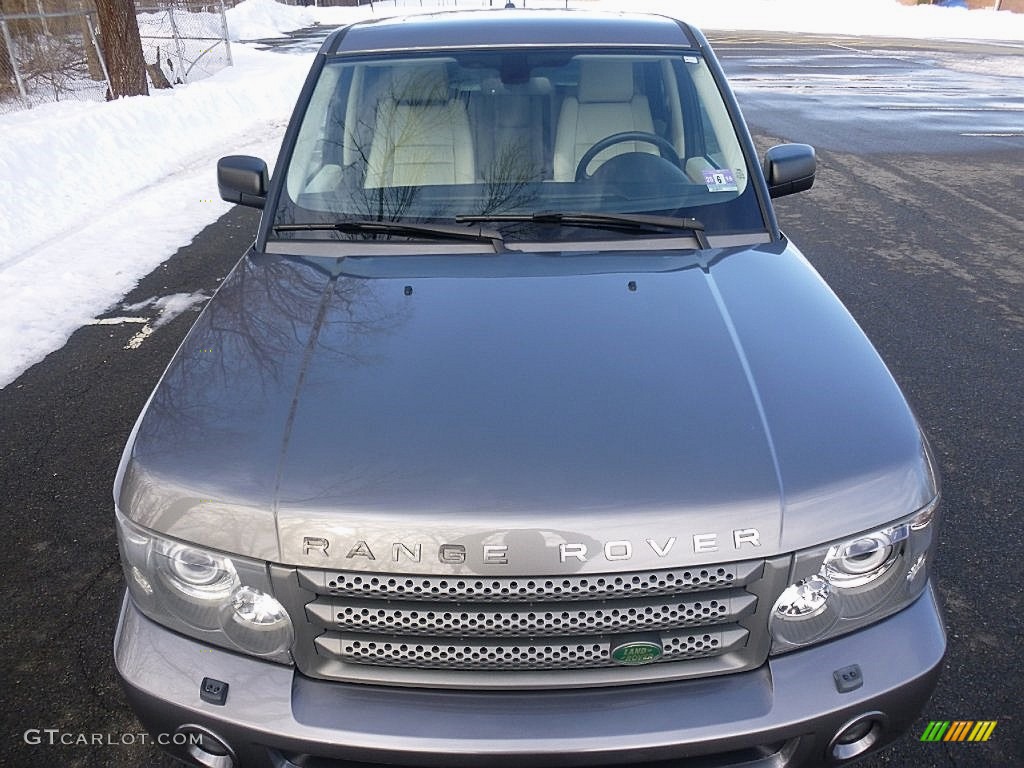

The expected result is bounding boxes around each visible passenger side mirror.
[763,144,815,198]
[217,155,268,209]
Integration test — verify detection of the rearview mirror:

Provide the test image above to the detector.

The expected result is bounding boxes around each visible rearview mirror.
[217,155,268,209]
[763,144,816,198]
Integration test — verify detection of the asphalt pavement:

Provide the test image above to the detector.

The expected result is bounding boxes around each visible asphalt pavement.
[1,31,1022,768]
[0,205,260,768]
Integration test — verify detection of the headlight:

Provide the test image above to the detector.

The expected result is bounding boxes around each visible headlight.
[152,541,239,630]
[222,586,294,656]
[116,511,294,663]
[822,525,905,587]
[770,498,939,653]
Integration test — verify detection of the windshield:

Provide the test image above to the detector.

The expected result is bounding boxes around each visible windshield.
[275,48,765,241]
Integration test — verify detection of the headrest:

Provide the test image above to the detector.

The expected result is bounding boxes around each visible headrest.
[577,60,636,104]
[389,64,450,106]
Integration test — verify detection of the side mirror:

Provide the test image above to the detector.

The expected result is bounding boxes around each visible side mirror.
[763,144,816,199]
[217,155,268,209]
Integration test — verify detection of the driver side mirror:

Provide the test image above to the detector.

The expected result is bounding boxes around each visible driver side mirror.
[763,144,816,199]
[218,155,268,209]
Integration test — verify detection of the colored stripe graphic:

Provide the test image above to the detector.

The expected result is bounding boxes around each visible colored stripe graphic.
[921,720,996,742]
[968,721,997,742]
[944,721,973,741]
[920,721,950,741]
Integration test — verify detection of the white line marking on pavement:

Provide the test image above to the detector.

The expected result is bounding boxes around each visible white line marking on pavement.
[88,317,150,325]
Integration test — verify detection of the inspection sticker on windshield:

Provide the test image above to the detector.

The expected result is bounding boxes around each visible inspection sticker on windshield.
[703,169,738,192]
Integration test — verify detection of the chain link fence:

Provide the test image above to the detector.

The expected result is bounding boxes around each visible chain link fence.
[136,1,231,88]
[1,7,108,111]
[1,0,233,113]
[308,1,571,6]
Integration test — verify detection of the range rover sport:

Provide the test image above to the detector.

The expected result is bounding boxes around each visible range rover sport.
[113,9,945,768]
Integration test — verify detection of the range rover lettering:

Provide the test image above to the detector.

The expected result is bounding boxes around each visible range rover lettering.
[113,9,945,768]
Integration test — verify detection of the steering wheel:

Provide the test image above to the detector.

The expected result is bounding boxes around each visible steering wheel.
[575,131,682,182]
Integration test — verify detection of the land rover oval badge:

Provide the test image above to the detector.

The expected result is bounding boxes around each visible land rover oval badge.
[610,640,663,665]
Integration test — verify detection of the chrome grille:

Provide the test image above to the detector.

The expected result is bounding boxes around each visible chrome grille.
[298,563,756,602]
[284,560,776,684]
[314,627,749,670]
[307,592,756,636]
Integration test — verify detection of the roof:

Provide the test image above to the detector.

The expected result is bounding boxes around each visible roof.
[322,9,701,56]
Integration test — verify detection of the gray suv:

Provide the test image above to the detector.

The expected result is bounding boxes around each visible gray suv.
[113,9,945,768]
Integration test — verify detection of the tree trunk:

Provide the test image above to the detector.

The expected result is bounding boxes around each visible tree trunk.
[93,0,148,98]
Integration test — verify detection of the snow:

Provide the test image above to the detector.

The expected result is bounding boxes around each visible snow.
[603,0,1024,40]
[116,292,211,349]
[223,0,319,41]
[124,292,211,329]
[1,0,1023,390]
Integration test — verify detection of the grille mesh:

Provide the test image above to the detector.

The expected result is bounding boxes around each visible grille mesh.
[295,561,764,674]
[298,561,761,603]
[315,628,749,670]
[307,592,756,636]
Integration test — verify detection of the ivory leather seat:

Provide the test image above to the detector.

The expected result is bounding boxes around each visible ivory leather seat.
[553,59,657,181]
[365,64,476,188]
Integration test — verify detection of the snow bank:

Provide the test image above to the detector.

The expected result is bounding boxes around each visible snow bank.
[225,0,319,41]
[605,0,1024,39]
[0,44,311,387]
[0,46,308,270]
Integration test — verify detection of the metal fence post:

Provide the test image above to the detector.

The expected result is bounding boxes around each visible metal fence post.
[166,7,188,82]
[84,12,112,99]
[34,0,50,35]
[0,16,27,100]
[219,0,233,68]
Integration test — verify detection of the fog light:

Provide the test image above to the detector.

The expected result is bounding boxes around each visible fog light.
[837,719,873,744]
[175,724,235,768]
[829,712,886,761]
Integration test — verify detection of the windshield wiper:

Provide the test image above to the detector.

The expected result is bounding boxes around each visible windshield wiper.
[455,212,709,250]
[274,219,505,252]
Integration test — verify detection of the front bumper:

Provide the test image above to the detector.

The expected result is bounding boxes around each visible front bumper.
[115,584,945,768]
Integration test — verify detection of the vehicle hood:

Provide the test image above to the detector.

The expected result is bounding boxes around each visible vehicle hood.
[116,241,936,574]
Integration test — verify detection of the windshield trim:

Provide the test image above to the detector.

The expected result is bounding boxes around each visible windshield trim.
[325,43,703,59]
[264,231,770,258]
[265,45,770,252]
